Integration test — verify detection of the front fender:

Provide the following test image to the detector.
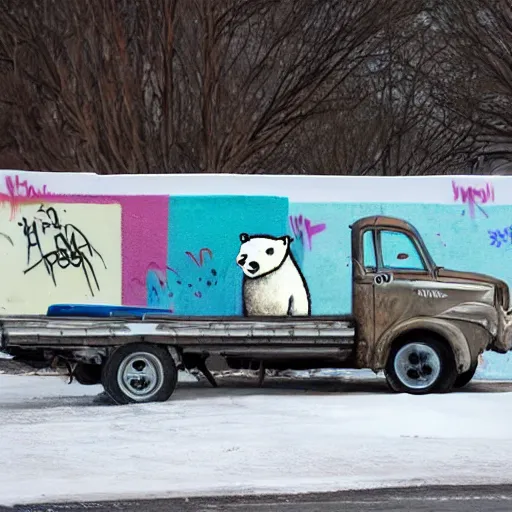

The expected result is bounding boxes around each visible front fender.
[373,318,472,374]
[436,302,498,337]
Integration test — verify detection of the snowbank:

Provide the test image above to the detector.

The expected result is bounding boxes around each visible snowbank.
[1,373,512,506]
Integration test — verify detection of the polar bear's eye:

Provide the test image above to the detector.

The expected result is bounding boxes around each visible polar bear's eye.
[266,248,274,255]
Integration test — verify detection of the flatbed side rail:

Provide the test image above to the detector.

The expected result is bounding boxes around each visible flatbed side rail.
[0,315,356,348]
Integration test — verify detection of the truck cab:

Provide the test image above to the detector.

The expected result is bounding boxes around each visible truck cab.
[351,216,512,393]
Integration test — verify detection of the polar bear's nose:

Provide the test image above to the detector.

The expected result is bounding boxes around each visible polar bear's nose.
[248,261,260,273]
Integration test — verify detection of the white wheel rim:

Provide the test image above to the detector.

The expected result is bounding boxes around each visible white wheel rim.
[394,343,442,390]
[117,352,164,401]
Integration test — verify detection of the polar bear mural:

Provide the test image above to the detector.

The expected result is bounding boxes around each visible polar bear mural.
[236,233,311,316]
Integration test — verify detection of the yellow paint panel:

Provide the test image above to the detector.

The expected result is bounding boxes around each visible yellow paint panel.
[0,202,122,314]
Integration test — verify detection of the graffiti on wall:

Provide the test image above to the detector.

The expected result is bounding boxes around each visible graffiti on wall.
[488,225,512,249]
[146,248,219,310]
[452,180,495,218]
[0,175,53,219]
[237,233,311,316]
[18,205,106,295]
[0,202,122,314]
[289,214,326,251]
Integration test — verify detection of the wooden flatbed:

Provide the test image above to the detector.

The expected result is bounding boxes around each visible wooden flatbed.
[0,304,360,404]
[1,313,355,358]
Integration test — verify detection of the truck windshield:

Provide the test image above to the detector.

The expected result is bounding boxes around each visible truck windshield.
[380,230,426,271]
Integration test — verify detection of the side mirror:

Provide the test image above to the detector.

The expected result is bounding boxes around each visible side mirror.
[397,253,409,260]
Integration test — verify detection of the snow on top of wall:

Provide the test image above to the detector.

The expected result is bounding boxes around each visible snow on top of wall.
[1,169,511,204]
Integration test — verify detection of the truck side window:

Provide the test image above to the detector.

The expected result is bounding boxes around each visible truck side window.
[380,230,425,270]
[363,230,377,270]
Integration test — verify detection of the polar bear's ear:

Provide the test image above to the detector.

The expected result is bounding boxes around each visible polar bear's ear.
[240,233,250,243]
[279,235,293,245]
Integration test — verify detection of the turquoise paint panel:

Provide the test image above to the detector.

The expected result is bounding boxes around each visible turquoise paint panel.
[288,201,512,315]
[154,195,288,316]
[288,203,385,315]
[380,203,512,287]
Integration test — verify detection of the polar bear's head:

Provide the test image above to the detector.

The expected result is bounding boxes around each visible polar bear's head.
[236,233,292,278]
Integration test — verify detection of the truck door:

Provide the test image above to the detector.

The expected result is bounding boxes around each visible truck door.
[351,228,378,364]
[370,228,433,342]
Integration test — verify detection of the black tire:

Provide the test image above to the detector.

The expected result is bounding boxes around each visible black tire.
[73,363,102,385]
[385,336,457,395]
[453,361,478,389]
[102,343,178,405]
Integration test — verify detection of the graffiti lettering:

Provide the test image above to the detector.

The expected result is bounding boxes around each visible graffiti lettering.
[1,175,52,219]
[18,205,106,295]
[289,215,326,250]
[488,226,512,248]
[452,180,495,218]
[6,175,48,200]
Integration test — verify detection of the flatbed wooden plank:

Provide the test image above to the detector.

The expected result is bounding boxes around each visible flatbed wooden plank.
[0,315,355,348]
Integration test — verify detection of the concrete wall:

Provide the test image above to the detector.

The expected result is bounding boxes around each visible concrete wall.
[1,170,512,378]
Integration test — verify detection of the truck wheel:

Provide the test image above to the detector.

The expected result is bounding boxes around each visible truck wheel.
[385,337,456,394]
[453,361,478,389]
[102,343,178,405]
[73,363,102,385]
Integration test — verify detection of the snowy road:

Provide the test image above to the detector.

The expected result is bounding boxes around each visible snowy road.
[2,372,512,507]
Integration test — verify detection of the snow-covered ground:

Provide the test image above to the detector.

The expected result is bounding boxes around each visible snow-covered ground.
[1,373,512,507]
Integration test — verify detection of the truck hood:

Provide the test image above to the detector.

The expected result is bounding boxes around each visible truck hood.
[437,268,507,288]
[436,268,509,309]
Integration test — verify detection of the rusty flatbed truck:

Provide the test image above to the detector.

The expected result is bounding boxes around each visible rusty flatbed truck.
[2,215,512,404]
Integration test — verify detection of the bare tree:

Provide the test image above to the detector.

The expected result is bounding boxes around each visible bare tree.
[0,0,489,175]
[182,0,427,173]
[371,10,475,175]
[287,8,475,176]
[0,0,184,173]
[0,0,427,174]
[435,0,512,170]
